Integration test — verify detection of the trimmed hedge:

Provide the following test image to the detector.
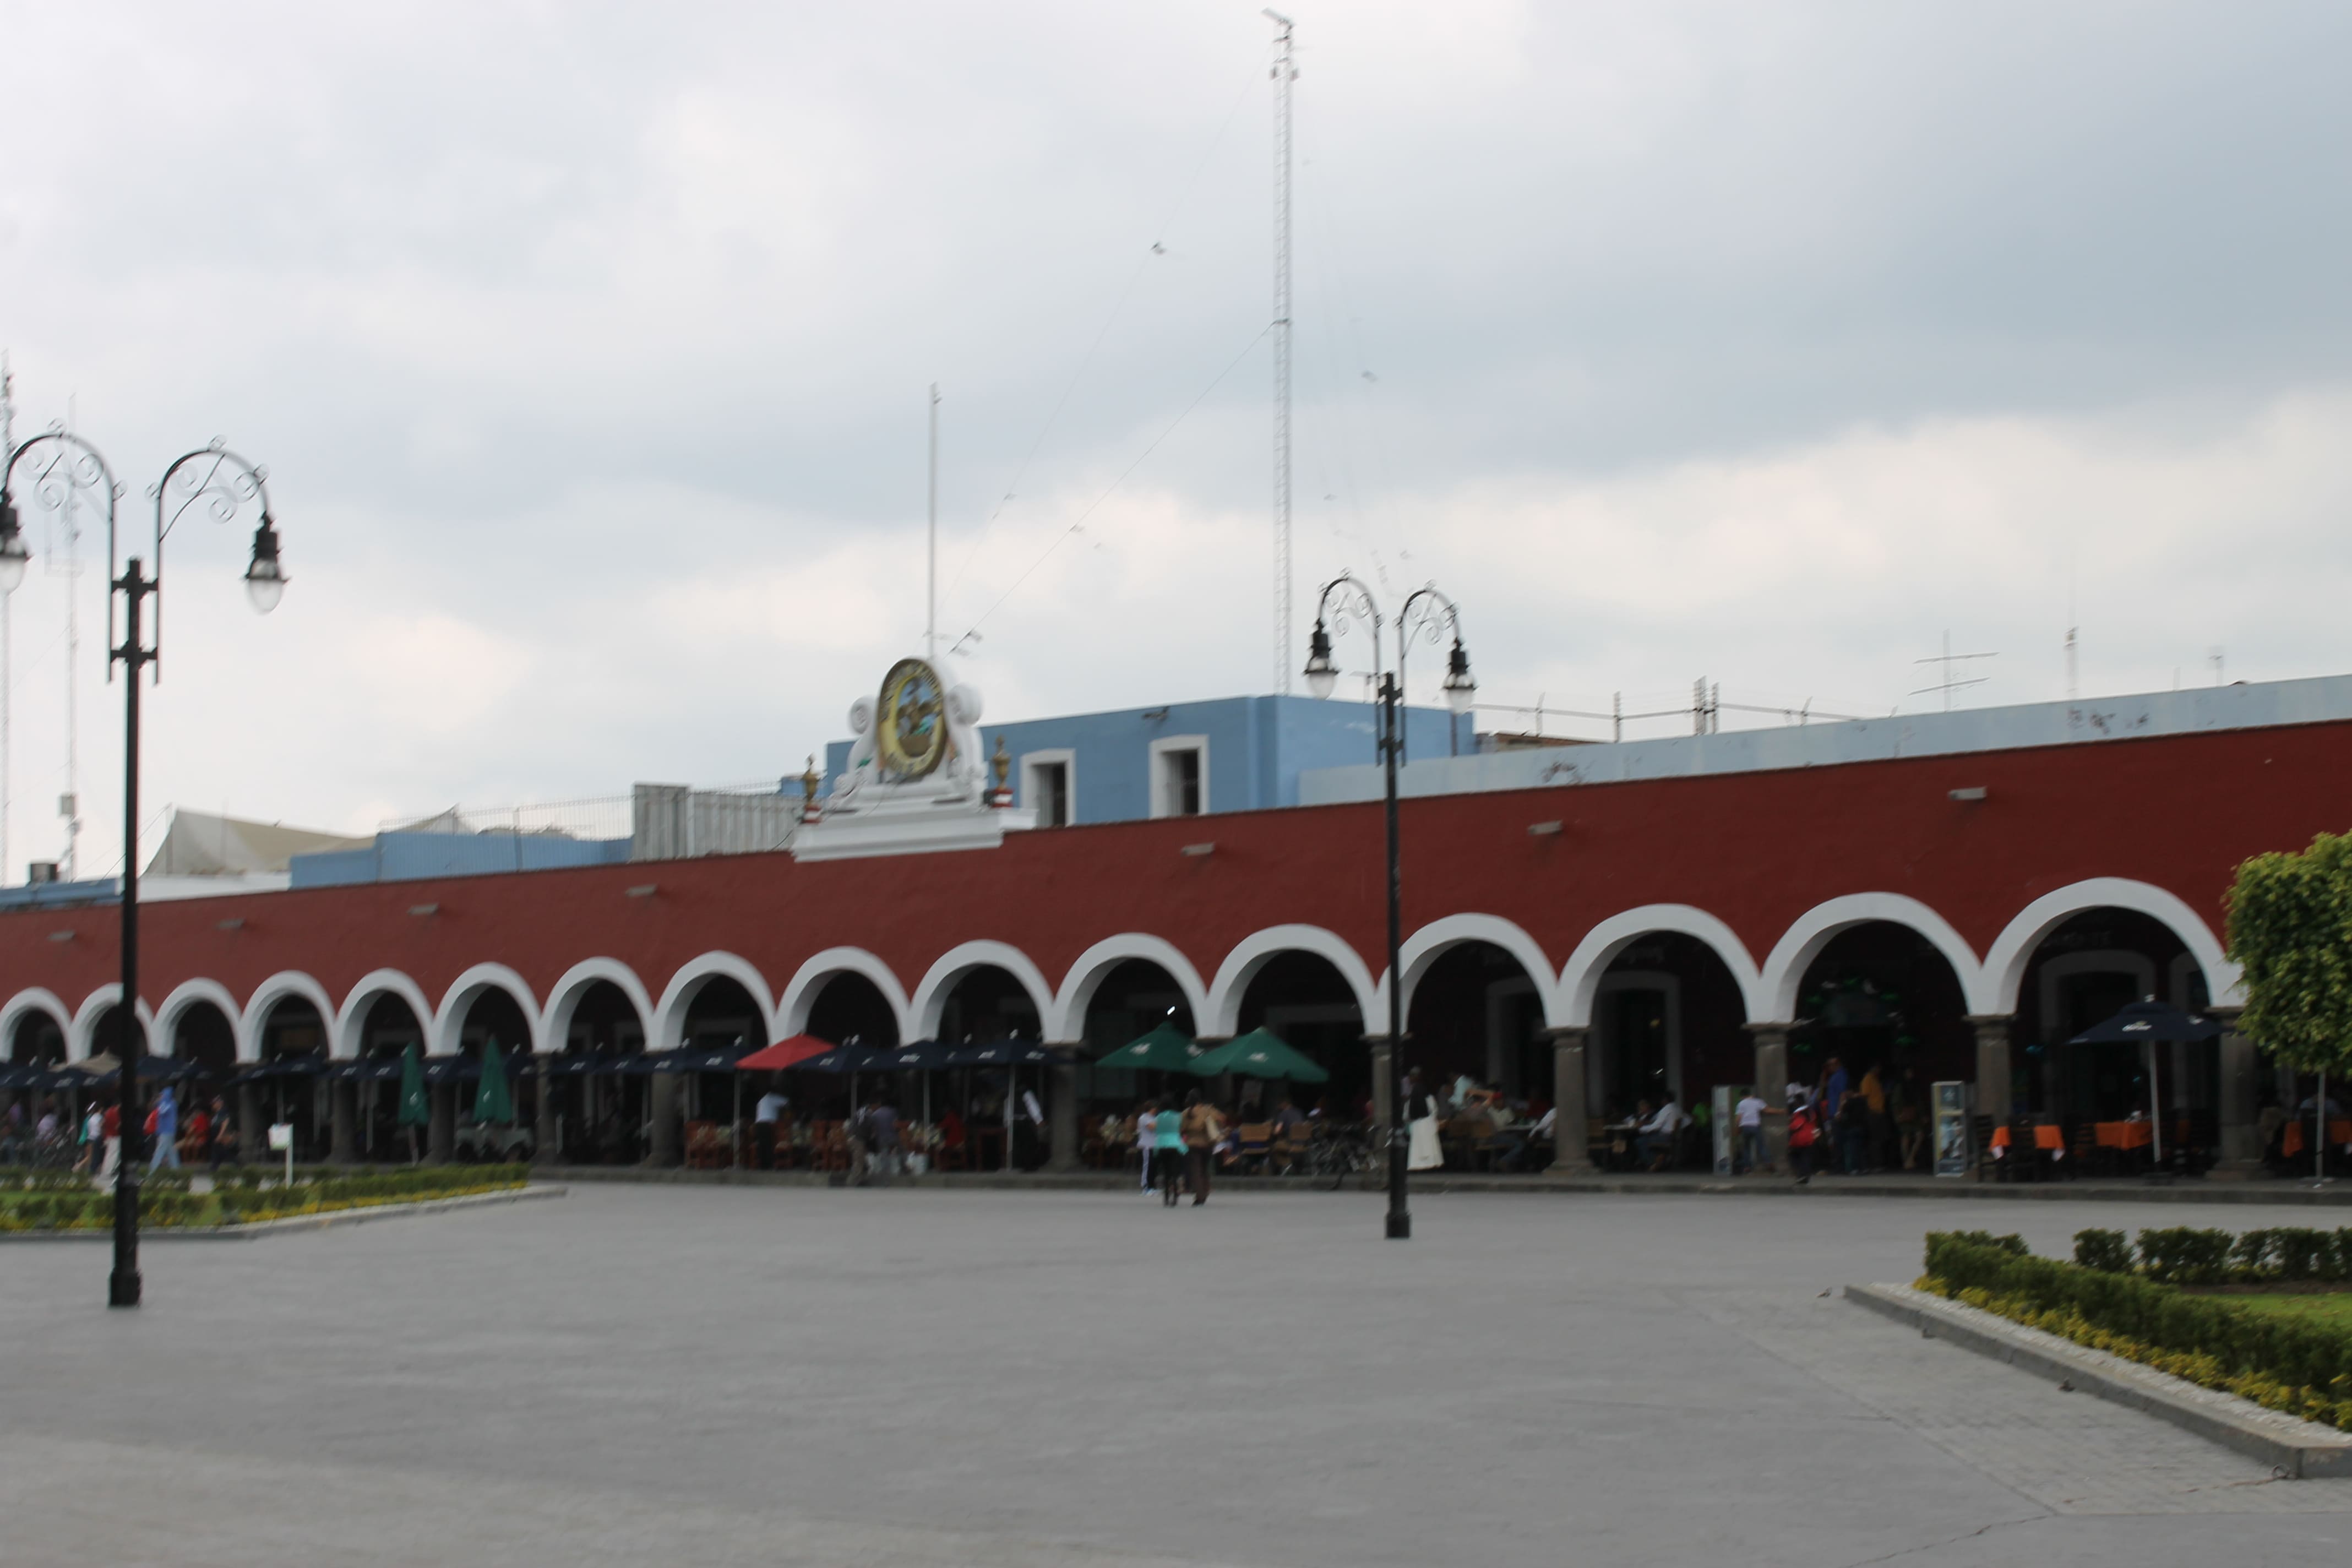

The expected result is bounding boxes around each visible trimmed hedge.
[2072,1225,2352,1284]
[0,1166,526,1232]
[1924,1231,2352,1431]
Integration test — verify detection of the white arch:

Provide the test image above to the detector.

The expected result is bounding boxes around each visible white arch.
[1374,913,1565,1033]
[539,957,656,1055]
[776,947,912,1042]
[1201,925,1379,1038]
[1,987,73,1064]
[239,971,339,1063]
[155,978,247,1061]
[1049,934,1210,1043]
[332,969,437,1060]
[1981,877,2240,1014]
[1559,905,1766,1026]
[68,984,160,1063]
[652,951,780,1053]
[908,941,1053,1041]
[1759,894,1986,1022]
[431,963,544,1058]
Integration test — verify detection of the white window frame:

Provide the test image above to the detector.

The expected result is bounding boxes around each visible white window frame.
[1020,748,1077,827]
[1147,734,1210,819]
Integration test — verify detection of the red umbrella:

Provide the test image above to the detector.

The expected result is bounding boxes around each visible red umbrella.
[734,1035,833,1072]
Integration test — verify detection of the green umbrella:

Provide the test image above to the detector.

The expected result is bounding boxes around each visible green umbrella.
[1096,1020,1200,1071]
[395,1043,429,1129]
[475,1036,516,1126]
[1189,1027,1330,1082]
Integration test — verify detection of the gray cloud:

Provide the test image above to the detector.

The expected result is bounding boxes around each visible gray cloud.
[1,1,2346,871]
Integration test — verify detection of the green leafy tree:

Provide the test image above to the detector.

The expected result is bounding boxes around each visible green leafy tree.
[2226,830,2352,1076]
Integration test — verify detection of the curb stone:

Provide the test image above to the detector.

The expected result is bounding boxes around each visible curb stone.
[0,1183,565,1243]
[1845,1280,2352,1479]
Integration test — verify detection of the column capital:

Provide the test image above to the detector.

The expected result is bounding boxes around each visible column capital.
[1543,1026,1589,1044]
[1962,1014,2015,1028]
[1743,1021,1797,1037]
[1193,1036,1233,1048]
[2205,1005,2245,1025]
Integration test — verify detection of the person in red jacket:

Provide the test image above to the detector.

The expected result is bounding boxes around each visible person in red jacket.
[1787,1100,1819,1186]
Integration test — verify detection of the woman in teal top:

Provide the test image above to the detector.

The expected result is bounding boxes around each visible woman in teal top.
[1154,1098,1188,1206]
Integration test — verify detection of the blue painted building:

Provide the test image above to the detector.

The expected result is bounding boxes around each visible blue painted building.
[824,694,1474,827]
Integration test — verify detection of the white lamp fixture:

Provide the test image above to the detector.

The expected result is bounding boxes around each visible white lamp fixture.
[0,496,26,596]
[1442,638,1476,715]
[1302,620,1338,699]
[243,514,285,614]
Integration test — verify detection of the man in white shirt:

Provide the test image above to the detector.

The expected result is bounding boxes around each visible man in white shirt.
[1734,1089,1767,1174]
[753,1086,788,1169]
[1637,1095,1685,1170]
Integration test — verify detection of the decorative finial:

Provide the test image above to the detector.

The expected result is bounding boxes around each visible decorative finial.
[800,754,824,823]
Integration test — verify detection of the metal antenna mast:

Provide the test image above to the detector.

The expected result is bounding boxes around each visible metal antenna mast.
[1,352,11,886]
[1910,630,1996,712]
[1267,9,1295,694]
[58,394,80,881]
[927,383,940,663]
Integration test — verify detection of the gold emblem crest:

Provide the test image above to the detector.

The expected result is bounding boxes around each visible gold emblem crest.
[875,658,949,781]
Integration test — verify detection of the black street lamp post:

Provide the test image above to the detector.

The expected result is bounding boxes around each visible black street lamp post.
[0,433,285,1308]
[1302,575,1474,1240]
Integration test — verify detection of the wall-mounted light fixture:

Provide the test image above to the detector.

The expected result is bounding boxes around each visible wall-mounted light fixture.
[1179,842,1215,858]
[625,884,658,899]
[215,917,246,932]
[1947,787,1988,803]
[46,929,74,943]
[407,903,439,918]
[1527,820,1564,837]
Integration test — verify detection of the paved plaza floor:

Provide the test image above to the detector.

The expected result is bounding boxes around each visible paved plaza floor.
[3,1184,2350,1566]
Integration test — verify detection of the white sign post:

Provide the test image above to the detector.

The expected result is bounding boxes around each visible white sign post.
[267,1122,294,1188]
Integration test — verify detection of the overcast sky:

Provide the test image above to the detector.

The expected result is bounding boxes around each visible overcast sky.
[3,1,2349,873]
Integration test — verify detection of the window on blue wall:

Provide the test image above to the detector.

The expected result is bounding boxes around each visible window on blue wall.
[1150,738,1207,818]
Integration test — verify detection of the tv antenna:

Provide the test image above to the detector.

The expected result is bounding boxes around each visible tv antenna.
[1912,631,1996,711]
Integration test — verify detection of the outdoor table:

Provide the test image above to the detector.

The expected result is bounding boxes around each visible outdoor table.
[2094,1120,2153,1151]
[2280,1119,2352,1160]
[1988,1125,2065,1153]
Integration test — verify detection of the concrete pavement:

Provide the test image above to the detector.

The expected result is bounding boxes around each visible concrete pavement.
[1,1185,2347,1566]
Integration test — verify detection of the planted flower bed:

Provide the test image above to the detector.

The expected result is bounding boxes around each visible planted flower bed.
[0,1166,529,1232]
[1920,1229,2352,1431]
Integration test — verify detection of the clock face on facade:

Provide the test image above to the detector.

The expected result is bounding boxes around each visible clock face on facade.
[875,658,949,782]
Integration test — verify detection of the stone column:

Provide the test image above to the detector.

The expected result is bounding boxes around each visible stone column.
[427,1083,454,1163]
[237,1085,263,1162]
[1047,1046,1082,1172]
[535,1056,558,1164]
[2210,1006,2261,1173]
[649,1072,681,1166]
[1545,1027,1588,1172]
[1746,1024,1791,1172]
[329,1080,357,1166]
[1966,1015,2014,1121]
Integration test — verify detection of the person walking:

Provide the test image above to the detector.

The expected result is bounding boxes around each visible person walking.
[146,1086,182,1173]
[867,1099,901,1183]
[1179,1090,1223,1207]
[1787,1099,1818,1185]
[1135,1101,1159,1195]
[1734,1086,1766,1174]
[1404,1069,1444,1173]
[96,1097,122,1185]
[1153,1094,1187,1206]
[80,1101,104,1177]
[208,1096,239,1174]
[753,1082,787,1170]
